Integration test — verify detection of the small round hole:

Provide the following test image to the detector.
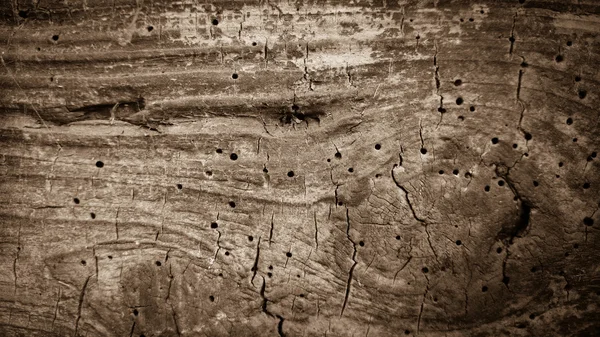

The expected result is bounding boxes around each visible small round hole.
[491,137,499,144]
[348,168,354,173]
[230,153,238,160]
[374,144,381,150]
[453,169,459,175]
[133,309,139,316]
[335,152,342,159]
[81,260,86,265]
[212,19,219,25]
[96,161,104,168]
[456,97,464,105]
[52,35,59,41]
[206,170,213,176]
[232,73,238,79]
[286,252,292,258]
[422,267,429,273]
[177,184,183,190]
[155,261,162,266]
[209,295,215,302]
[566,41,572,46]
[225,251,230,256]
[496,247,503,254]
[359,241,364,247]
[396,235,401,240]
[147,26,154,32]
[524,132,532,140]
[558,162,564,167]
[484,185,490,192]
[469,106,475,112]
[229,201,236,208]
[566,118,573,125]
[420,148,427,155]
[482,286,488,292]
[438,170,444,175]
[578,90,587,99]
[73,198,80,204]
[216,148,223,154]
[555,55,564,63]
[455,240,462,245]
[454,79,462,86]
[533,181,539,187]
[248,236,254,242]
[573,138,578,142]
[498,180,505,187]
[575,75,581,82]
[252,42,257,46]
[583,182,590,189]
[211,222,218,229]
[90,213,96,219]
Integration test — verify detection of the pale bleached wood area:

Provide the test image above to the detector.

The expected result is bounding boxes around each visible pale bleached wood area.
[1,0,599,336]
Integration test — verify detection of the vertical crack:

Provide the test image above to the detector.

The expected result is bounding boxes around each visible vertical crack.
[313,211,319,249]
[416,275,430,335]
[340,208,358,317]
[52,287,61,330]
[250,237,261,286]
[509,12,518,55]
[259,277,286,337]
[13,223,21,294]
[433,41,445,114]
[115,206,120,240]
[424,226,440,265]
[391,166,425,223]
[209,230,222,267]
[495,164,532,244]
[269,213,274,246]
[74,275,91,336]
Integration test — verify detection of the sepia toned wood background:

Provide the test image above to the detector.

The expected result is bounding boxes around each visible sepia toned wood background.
[1,0,599,336]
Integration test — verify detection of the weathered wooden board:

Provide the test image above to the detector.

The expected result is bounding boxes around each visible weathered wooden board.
[0,0,599,336]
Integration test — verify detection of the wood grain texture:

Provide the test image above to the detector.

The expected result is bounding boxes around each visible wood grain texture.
[1,0,599,336]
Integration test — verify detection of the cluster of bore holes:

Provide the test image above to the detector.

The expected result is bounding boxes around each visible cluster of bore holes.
[451,79,475,121]
[553,53,588,99]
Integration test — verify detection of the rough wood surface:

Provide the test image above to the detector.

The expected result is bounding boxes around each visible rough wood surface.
[1,0,599,336]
